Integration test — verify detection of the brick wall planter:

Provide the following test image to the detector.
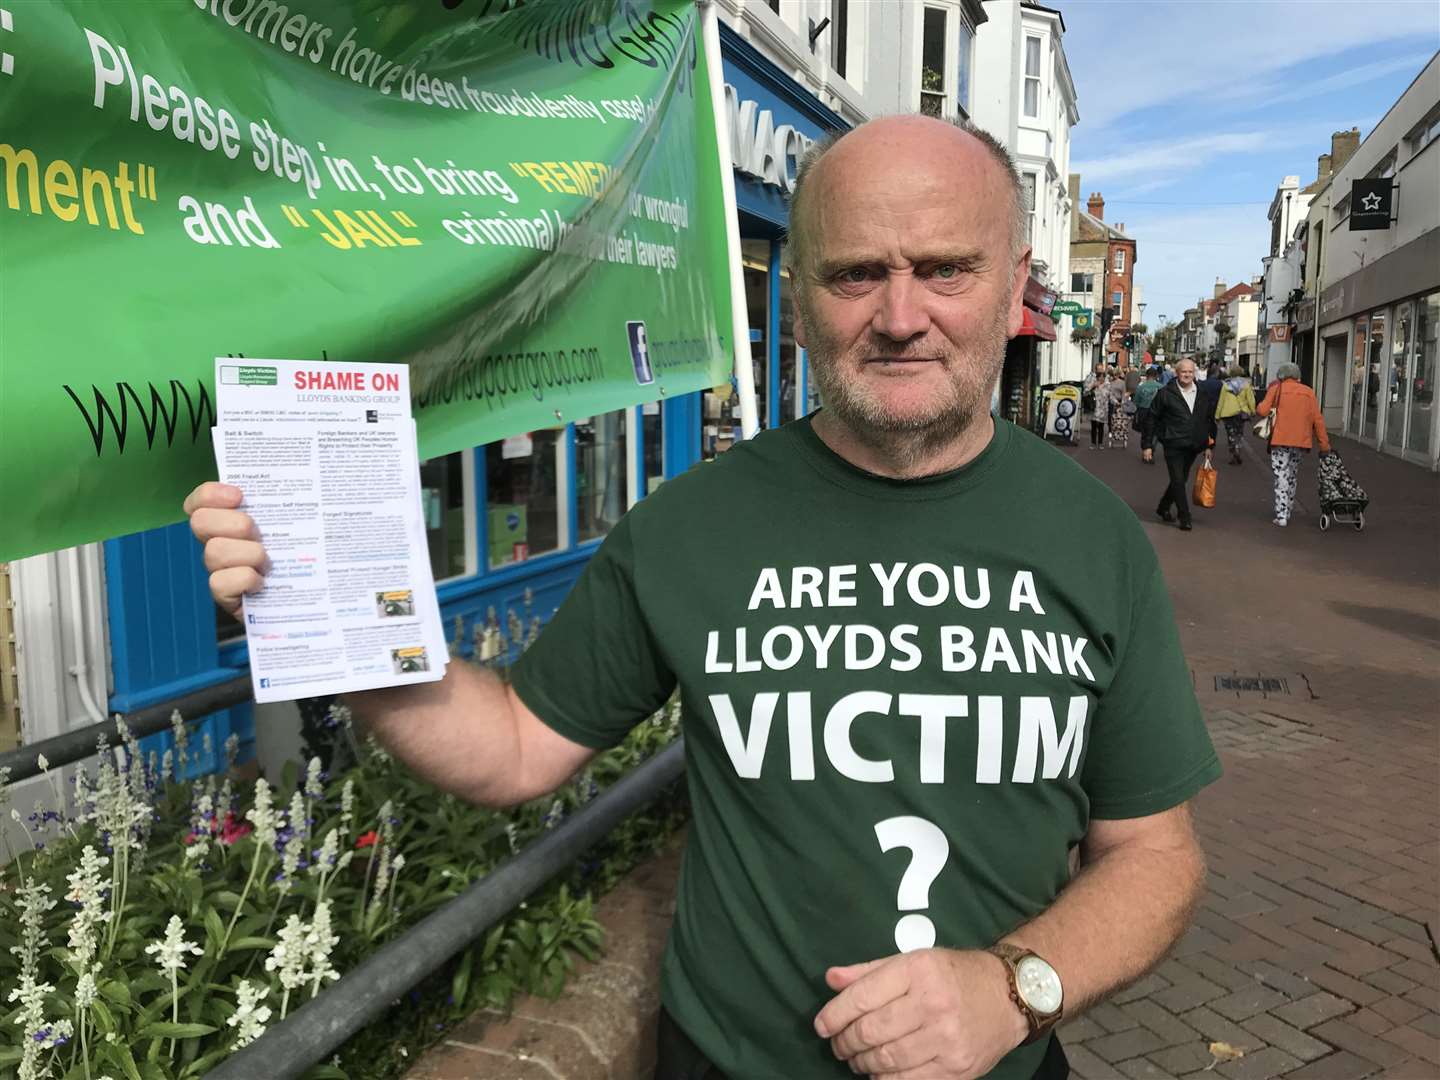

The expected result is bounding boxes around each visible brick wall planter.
[406,831,685,1080]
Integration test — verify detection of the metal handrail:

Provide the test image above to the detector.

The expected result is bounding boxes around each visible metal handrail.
[0,675,253,783]
[205,739,686,1079]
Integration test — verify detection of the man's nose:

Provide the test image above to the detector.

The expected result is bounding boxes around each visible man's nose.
[871,274,931,343]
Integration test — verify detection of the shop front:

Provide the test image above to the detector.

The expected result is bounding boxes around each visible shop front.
[1316,229,1440,470]
[1000,277,1058,428]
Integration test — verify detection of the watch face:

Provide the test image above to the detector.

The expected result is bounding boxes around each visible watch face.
[1016,956,1063,1015]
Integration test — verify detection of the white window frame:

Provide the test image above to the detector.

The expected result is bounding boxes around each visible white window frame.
[1112,290,1123,317]
[956,15,975,118]
[919,6,950,118]
[1020,171,1037,247]
[1022,34,1042,119]
[1113,248,1125,274]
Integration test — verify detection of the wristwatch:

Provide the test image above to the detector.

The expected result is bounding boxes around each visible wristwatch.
[987,943,1064,1044]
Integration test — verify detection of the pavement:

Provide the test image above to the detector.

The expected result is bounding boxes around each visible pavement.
[408,428,1439,1080]
[1052,429,1440,1080]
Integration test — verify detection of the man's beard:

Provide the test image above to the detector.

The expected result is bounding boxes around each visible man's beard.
[803,300,1011,473]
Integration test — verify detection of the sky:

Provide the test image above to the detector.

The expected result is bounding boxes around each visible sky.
[1061,0,1440,328]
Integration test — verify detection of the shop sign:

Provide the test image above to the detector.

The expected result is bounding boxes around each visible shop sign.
[1072,311,1094,330]
[0,0,734,562]
[724,85,813,193]
[1269,325,1292,342]
[1349,177,1393,231]
[1051,299,1086,316]
[1295,298,1316,331]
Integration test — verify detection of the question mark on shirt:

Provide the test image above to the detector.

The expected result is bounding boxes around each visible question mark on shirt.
[875,816,949,953]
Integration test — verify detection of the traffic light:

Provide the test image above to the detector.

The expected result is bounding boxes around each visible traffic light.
[1123,333,1135,349]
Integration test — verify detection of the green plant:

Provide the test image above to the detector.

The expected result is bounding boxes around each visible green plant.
[0,680,687,1080]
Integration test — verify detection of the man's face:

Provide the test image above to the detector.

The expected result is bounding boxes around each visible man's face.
[791,119,1028,445]
[1175,362,1197,387]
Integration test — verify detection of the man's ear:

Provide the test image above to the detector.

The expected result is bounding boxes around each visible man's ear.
[790,277,808,350]
[1007,246,1033,339]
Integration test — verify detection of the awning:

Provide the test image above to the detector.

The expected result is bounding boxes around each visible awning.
[1015,307,1057,341]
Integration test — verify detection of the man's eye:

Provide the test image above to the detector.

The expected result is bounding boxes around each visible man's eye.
[838,267,870,284]
[932,264,961,279]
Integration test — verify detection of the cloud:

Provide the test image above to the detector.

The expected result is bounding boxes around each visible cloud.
[1259,52,1436,109]
[1063,1,1439,134]
[1127,205,1272,318]
[1073,131,1274,185]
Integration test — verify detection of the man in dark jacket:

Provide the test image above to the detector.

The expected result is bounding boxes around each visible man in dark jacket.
[1141,358,1216,530]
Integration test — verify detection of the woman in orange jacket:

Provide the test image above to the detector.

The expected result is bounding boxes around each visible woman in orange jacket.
[1255,362,1331,527]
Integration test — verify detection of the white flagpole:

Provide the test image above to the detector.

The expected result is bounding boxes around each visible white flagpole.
[699,0,759,440]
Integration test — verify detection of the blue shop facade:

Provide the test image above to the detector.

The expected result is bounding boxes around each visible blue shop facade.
[100,26,849,760]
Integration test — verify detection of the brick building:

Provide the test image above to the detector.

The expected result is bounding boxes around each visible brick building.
[1070,186,1137,367]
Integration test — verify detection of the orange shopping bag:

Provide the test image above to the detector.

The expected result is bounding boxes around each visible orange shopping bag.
[1193,459,1217,508]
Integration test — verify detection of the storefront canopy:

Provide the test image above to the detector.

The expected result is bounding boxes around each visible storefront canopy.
[1016,308,1057,341]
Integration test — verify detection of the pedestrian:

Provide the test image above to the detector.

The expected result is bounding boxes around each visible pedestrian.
[1143,358,1218,531]
[1255,361,1331,528]
[1084,366,1108,449]
[1132,366,1162,462]
[1214,364,1257,466]
[1160,362,1176,386]
[1124,364,1142,395]
[1106,367,1130,449]
[185,116,1220,1080]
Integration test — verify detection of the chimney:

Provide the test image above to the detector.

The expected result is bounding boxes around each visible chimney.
[1214,278,1227,300]
[1316,152,1333,183]
[1116,223,1125,234]
[1087,192,1104,220]
[1331,128,1361,173]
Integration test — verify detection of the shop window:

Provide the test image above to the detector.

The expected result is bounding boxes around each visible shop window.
[766,0,781,12]
[1409,292,1438,457]
[1020,172,1036,246]
[576,412,629,542]
[1385,301,1413,451]
[920,7,948,117]
[422,451,472,580]
[1022,36,1041,118]
[1111,290,1123,317]
[1364,311,1385,439]
[1348,315,1368,436]
[485,432,560,569]
[642,403,664,495]
[1407,106,1440,159]
[956,19,973,116]
[701,383,740,461]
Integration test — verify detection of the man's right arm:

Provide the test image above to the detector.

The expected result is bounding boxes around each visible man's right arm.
[185,482,595,808]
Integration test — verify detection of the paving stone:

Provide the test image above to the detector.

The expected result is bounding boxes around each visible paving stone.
[1119,1000,1201,1047]
[1283,1050,1388,1080]
[1152,976,1229,1014]
[1089,1001,1143,1034]
[1240,1012,1335,1062]
[1215,1046,1304,1080]
[1210,985,1291,1023]
[1177,1007,1266,1052]
[1113,972,1173,1005]
[1063,1040,1123,1080]
[1118,1057,1179,1080]
[1087,1027,1166,1065]
[1378,1023,1440,1066]
[1311,1018,1412,1068]
[1147,1042,1217,1076]
[1059,1015,1108,1044]
[1246,959,1315,999]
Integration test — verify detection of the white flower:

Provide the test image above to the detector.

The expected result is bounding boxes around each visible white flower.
[306,900,340,993]
[246,778,278,848]
[339,778,355,830]
[303,757,324,802]
[35,753,48,772]
[226,980,272,1047]
[75,972,98,1009]
[161,749,175,781]
[310,828,339,879]
[280,790,307,886]
[224,732,240,768]
[170,709,189,760]
[65,845,110,971]
[265,915,310,991]
[144,916,202,974]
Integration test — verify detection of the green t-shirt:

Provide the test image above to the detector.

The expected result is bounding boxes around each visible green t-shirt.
[512,416,1220,1079]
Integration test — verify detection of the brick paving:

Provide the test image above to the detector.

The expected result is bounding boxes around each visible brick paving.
[408,432,1439,1079]
[1055,434,1440,1080]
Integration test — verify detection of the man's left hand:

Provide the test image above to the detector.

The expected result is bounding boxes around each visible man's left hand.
[814,948,1028,1078]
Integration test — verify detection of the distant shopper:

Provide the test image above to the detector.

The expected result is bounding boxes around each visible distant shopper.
[1255,362,1331,527]
[1133,367,1162,463]
[1084,367,1108,449]
[1106,368,1131,449]
[1160,362,1176,386]
[1124,364,1142,394]
[1214,365,1257,465]
[1143,359,1217,531]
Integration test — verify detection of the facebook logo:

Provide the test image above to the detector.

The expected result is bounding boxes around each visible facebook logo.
[627,320,654,385]
[259,678,270,689]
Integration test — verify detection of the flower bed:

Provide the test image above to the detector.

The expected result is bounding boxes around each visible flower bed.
[0,676,687,1080]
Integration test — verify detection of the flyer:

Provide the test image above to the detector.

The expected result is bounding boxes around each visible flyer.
[212,358,448,703]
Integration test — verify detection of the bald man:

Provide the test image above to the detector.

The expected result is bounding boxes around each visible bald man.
[186,116,1219,1080]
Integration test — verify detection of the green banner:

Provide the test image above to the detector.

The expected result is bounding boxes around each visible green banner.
[1050,300,1086,316]
[0,0,732,562]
